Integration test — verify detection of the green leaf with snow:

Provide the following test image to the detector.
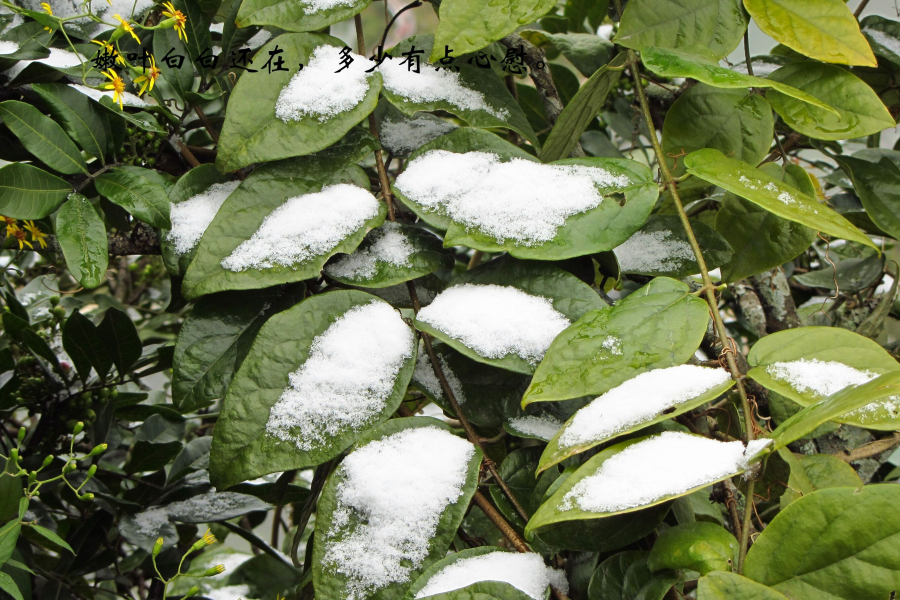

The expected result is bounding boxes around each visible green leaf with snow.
[766,63,894,141]
[431,0,557,62]
[209,290,416,489]
[683,149,876,250]
[324,223,453,289]
[523,277,710,404]
[216,33,383,173]
[54,193,108,289]
[313,417,481,600]
[182,156,382,299]
[237,0,372,32]
[744,485,900,599]
[414,256,605,374]
[615,0,748,60]
[747,326,900,429]
[861,15,900,67]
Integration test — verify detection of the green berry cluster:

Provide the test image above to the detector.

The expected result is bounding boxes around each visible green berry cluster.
[122,125,163,167]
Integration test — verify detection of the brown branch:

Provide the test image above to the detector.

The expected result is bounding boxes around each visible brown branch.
[834,433,900,463]
[854,0,872,18]
[193,106,219,144]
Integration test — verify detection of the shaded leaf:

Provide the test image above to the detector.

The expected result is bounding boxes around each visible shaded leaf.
[55,194,108,289]
[0,100,88,175]
[0,163,71,219]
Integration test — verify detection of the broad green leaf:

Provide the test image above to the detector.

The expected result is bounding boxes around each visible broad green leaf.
[792,253,884,292]
[216,33,383,173]
[97,99,168,134]
[744,484,900,598]
[0,521,20,567]
[860,15,900,67]
[0,573,23,600]
[834,153,900,241]
[171,0,212,77]
[160,164,233,276]
[62,310,112,381]
[662,85,774,175]
[0,163,70,219]
[519,31,615,77]
[182,157,380,299]
[778,452,862,510]
[715,162,816,282]
[747,326,900,429]
[743,0,876,67]
[0,100,87,175]
[766,63,894,141]
[542,52,627,162]
[386,36,538,149]
[431,0,557,62]
[209,291,416,489]
[587,551,651,600]
[616,0,748,59]
[767,371,900,450]
[55,194,108,289]
[94,167,171,229]
[698,572,789,599]
[671,488,724,526]
[648,522,738,575]
[172,286,303,412]
[167,436,213,484]
[639,47,836,113]
[524,277,710,404]
[126,440,183,473]
[683,149,876,250]
[313,417,481,600]
[98,307,143,376]
[404,547,540,600]
[238,0,371,32]
[119,511,177,553]
[31,83,107,162]
[324,223,453,289]
[153,27,193,102]
[614,214,733,278]
[414,256,605,374]
[538,373,734,473]
[27,524,74,555]
[634,572,681,600]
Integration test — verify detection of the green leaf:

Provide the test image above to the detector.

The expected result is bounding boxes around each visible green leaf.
[324,223,453,289]
[639,47,837,113]
[385,35,539,149]
[431,0,557,62]
[587,551,651,600]
[313,417,481,600]
[171,0,212,77]
[172,287,300,412]
[768,371,900,450]
[216,33,383,173]
[167,436,213,484]
[747,326,900,429]
[697,572,789,599]
[98,307,143,376]
[538,373,734,473]
[160,164,233,276]
[635,572,681,600]
[62,310,112,381]
[119,511,177,553]
[744,484,900,598]
[0,572,23,600]
[661,84,774,175]
[524,277,710,404]
[683,149,876,250]
[414,256,605,374]
[238,0,372,32]
[209,291,416,489]
[835,153,900,241]
[31,83,108,162]
[0,100,87,175]
[0,521,20,568]
[615,0,748,59]
[860,15,900,67]
[648,522,738,575]
[27,524,74,555]
[614,214,733,278]
[766,62,894,141]
[94,167,171,229]
[792,253,884,293]
[55,194,108,289]
[97,99,168,134]
[743,0,876,67]
[0,163,70,219]
[542,52,626,162]
[778,452,862,510]
[404,547,541,600]
[486,447,561,530]
[715,162,816,282]
[153,27,193,102]
[520,31,615,77]
[182,157,380,299]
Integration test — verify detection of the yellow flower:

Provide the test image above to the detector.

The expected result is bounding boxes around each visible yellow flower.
[161,2,188,43]
[7,224,32,250]
[113,14,141,43]
[1,216,15,229]
[40,2,53,31]
[133,55,160,96]
[190,528,217,551]
[23,221,47,249]
[102,69,126,109]
[91,39,126,66]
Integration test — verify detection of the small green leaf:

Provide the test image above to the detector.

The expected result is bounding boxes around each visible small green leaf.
[238,0,372,32]
[0,572,23,600]
[648,522,738,575]
[27,523,74,555]
[0,163,71,219]
[0,521,21,567]
[98,307,143,376]
[743,0,877,67]
[0,100,88,175]
[94,167,171,229]
[697,572,789,599]
[55,194,108,289]
[683,149,876,250]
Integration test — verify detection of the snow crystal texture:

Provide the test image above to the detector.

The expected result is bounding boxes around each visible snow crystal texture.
[417,284,570,364]
[507,415,562,441]
[325,222,414,280]
[766,358,876,397]
[395,150,631,246]
[266,302,414,450]
[303,0,356,13]
[415,551,567,600]
[167,181,240,254]
[275,45,371,122]
[324,426,475,600]
[379,114,456,156]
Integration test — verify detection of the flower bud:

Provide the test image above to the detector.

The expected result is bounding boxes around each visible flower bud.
[152,536,164,557]
[109,24,126,42]
[62,462,76,474]
[17,426,25,444]
[73,421,84,435]
[202,564,226,577]
[42,455,53,467]
[185,586,200,598]
[88,443,108,457]
[78,492,94,501]
[9,448,18,464]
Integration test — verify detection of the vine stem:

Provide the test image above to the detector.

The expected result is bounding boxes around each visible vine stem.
[621,43,758,571]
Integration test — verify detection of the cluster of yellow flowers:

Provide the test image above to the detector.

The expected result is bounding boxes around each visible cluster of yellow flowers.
[3,217,48,250]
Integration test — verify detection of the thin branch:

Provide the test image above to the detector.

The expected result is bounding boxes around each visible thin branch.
[220,521,295,569]
[193,106,219,144]
[743,32,754,76]
[855,0,872,18]
[291,460,333,568]
[834,432,900,463]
